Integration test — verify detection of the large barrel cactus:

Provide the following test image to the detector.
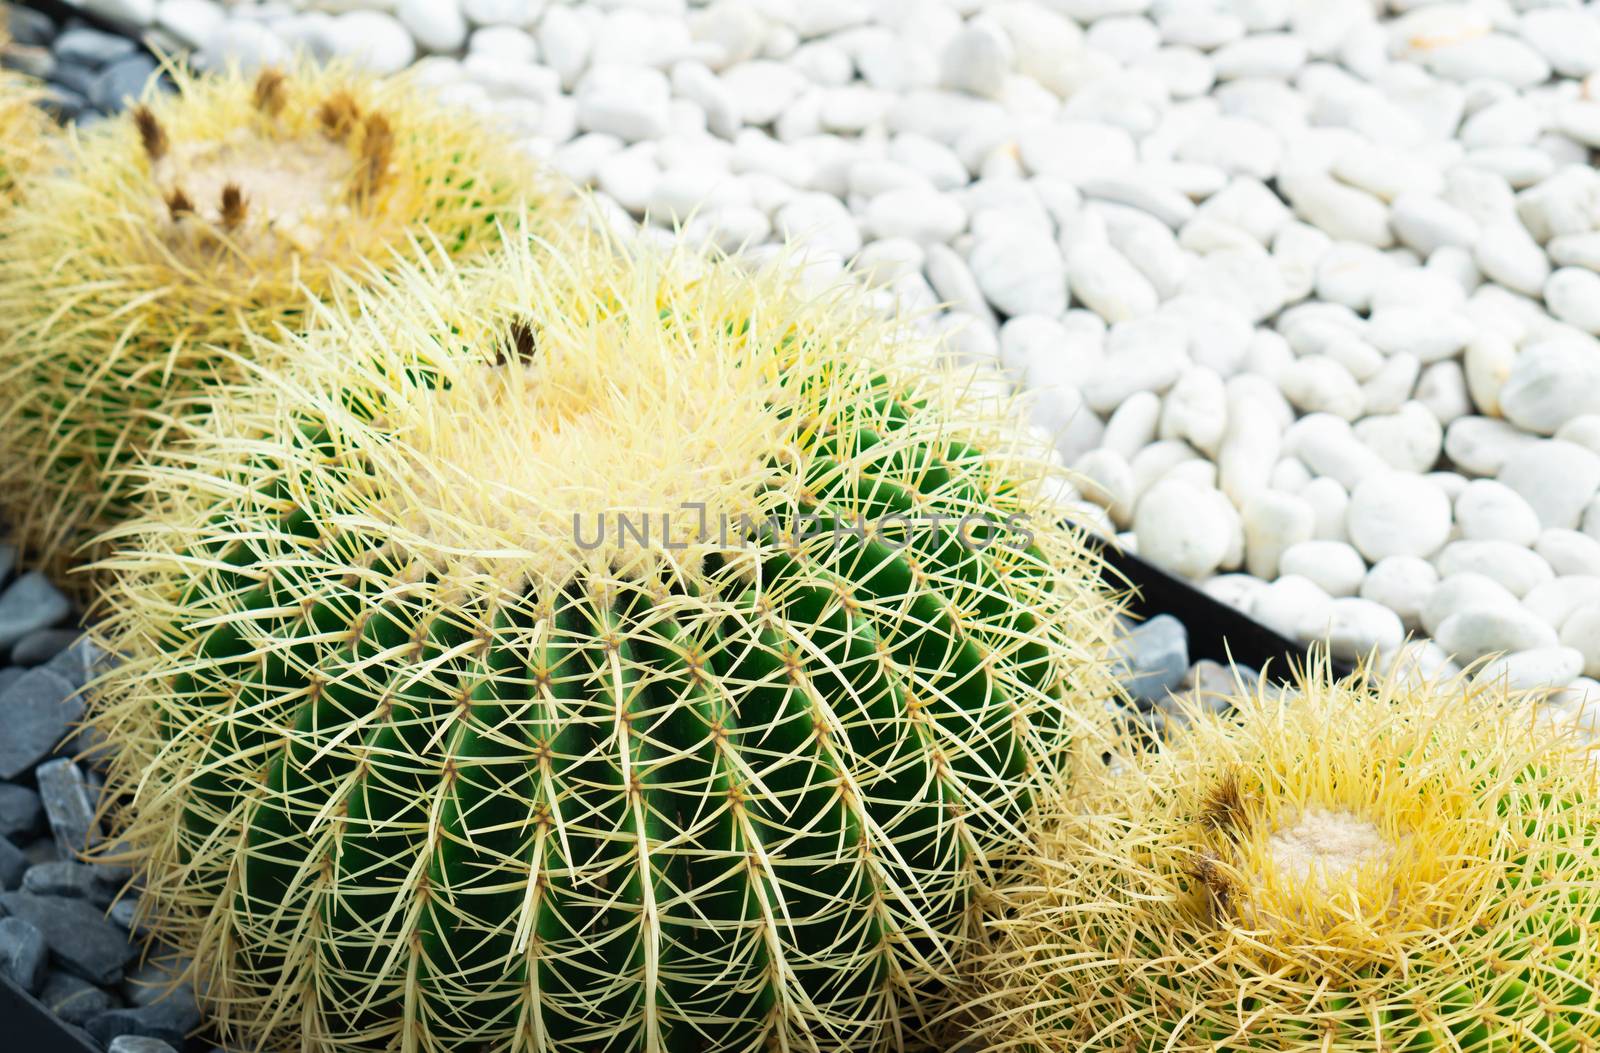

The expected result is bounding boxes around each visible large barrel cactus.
[89,230,1121,1053]
[963,663,1600,1052]
[0,59,561,580]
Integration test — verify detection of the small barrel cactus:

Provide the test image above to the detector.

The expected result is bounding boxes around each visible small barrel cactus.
[89,229,1122,1052]
[0,60,561,580]
[962,663,1600,1052]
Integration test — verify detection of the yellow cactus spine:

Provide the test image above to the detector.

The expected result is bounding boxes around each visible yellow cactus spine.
[0,59,563,583]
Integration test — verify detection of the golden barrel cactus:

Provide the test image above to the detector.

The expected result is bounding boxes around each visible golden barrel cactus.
[963,664,1600,1052]
[0,60,562,579]
[88,228,1123,1053]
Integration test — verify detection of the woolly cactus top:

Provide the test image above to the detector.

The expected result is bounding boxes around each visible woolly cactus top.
[963,665,1600,1051]
[0,60,562,576]
[89,229,1123,1053]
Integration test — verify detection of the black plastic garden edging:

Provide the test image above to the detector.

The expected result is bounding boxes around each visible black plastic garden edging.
[1087,534,1354,683]
[0,975,99,1053]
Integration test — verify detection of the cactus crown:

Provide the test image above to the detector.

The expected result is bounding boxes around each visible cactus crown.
[0,59,561,576]
[963,664,1600,1052]
[90,228,1121,1053]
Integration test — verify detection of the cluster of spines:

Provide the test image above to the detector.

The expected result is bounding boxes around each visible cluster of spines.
[957,662,1600,1052]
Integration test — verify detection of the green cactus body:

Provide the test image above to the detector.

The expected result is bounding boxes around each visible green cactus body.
[92,231,1120,1052]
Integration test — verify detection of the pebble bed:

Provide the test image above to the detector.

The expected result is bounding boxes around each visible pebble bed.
[5,0,1600,1047]
[42,0,1599,722]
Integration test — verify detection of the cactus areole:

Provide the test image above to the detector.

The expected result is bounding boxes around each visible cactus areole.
[91,233,1119,1053]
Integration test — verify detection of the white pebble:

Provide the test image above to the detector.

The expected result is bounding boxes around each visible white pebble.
[1437,605,1559,663]
[1317,597,1405,661]
[1499,439,1600,530]
[1476,647,1585,693]
[1536,529,1600,578]
[1279,539,1366,598]
[1437,540,1555,598]
[1135,479,1233,579]
[1253,574,1334,641]
[862,187,966,243]
[1560,603,1600,676]
[331,11,417,74]
[1347,471,1452,561]
[970,231,1068,318]
[1360,555,1438,632]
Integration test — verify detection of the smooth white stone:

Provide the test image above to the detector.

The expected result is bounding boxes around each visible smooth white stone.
[1445,416,1540,477]
[1180,246,1286,323]
[1284,414,1389,490]
[1366,307,1474,363]
[1560,603,1600,677]
[1524,576,1600,630]
[1080,173,1197,228]
[1313,242,1391,311]
[999,315,1104,391]
[1279,539,1366,598]
[1131,441,1204,499]
[1423,572,1522,638]
[1279,355,1364,421]
[1347,470,1453,561]
[774,193,860,259]
[1520,8,1600,78]
[683,205,771,252]
[1159,296,1254,376]
[1317,597,1405,660]
[1474,217,1551,297]
[330,11,416,73]
[1253,574,1335,641]
[969,231,1068,318]
[199,20,289,70]
[1476,647,1585,693]
[1280,168,1393,247]
[1544,268,1600,335]
[925,244,996,326]
[1072,449,1136,526]
[399,0,468,52]
[1362,353,1422,417]
[1462,334,1516,418]
[463,0,545,27]
[1242,490,1314,579]
[1135,478,1236,580]
[1425,34,1550,89]
[1557,415,1600,457]
[1516,165,1600,244]
[1549,233,1600,271]
[1018,121,1137,183]
[721,60,808,126]
[1499,439,1600,529]
[577,65,672,141]
[1456,479,1542,546]
[1536,529,1600,577]
[1298,476,1348,543]
[688,1,765,70]
[1415,360,1473,426]
[1216,393,1282,508]
[1029,385,1106,464]
[1437,540,1555,598]
[862,187,966,243]
[1437,605,1559,663]
[1081,348,1188,416]
[1270,457,1313,493]
[1497,337,1600,435]
[538,6,591,88]
[1065,242,1159,323]
[1360,555,1438,632]
[1389,193,1480,255]
[156,0,223,48]
[939,19,1013,99]
[1099,391,1161,461]
[1158,366,1227,456]
[672,62,739,139]
[855,237,925,288]
[1354,401,1444,474]
[889,134,967,191]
